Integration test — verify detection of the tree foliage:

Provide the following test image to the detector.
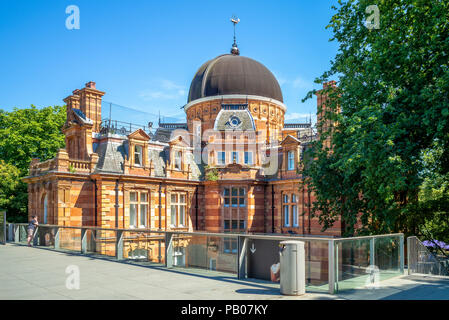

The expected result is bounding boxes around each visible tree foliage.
[0,105,66,222]
[302,0,449,236]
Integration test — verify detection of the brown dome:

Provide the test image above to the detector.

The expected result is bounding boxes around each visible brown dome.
[188,54,283,103]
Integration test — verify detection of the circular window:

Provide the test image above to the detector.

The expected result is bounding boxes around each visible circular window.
[229,116,241,127]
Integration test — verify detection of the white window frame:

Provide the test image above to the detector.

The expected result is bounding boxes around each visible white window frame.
[129,191,149,228]
[283,194,290,227]
[292,194,298,227]
[287,151,295,171]
[244,151,253,165]
[217,151,226,165]
[174,150,182,171]
[134,145,143,166]
[170,193,187,227]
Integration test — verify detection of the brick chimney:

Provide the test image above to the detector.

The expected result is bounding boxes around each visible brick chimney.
[78,82,105,132]
[85,81,96,89]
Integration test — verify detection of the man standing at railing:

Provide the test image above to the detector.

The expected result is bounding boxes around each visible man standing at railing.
[27,215,38,247]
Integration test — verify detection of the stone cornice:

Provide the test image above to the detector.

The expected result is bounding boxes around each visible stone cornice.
[184,94,287,113]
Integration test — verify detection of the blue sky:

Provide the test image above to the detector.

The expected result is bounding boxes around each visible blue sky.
[0,0,339,125]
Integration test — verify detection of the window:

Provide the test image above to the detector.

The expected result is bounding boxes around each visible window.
[232,151,239,163]
[283,194,290,226]
[223,219,246,232]
[283,193,299,228]
[129,191,149,228]
[134,145,143,166]
[244,151,253,165]
[217,151,226,165]
[140,193,148,228]
[292,194,298,227]
[170,193,187,227]
[288,151,295,170]
[174,151,182,170]
[223,238,238,254]
[223,187,245,207]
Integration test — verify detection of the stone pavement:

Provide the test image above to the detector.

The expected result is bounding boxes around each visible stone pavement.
[1,243,448,300]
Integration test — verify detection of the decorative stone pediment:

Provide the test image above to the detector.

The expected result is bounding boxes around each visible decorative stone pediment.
[169,135,191,148]
[281,134,301,146]
[128,129,151,141]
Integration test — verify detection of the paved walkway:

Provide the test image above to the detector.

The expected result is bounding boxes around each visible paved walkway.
[1,243,448,300]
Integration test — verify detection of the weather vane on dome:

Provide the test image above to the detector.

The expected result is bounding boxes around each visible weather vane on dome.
[230,15,240,55]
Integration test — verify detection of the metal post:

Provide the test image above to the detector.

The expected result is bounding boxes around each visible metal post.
[116,230,123,260]
[14,224,19,243]
[399,235,404,274]
[165,232,173,268]
[370,237,375,267]
[81,228,87,254]
[238,236,248,279]
[328,240,335,294]
[54,227,60,250]
[407,236,412,275]
[33,227,39,246]
[1,211,6,245]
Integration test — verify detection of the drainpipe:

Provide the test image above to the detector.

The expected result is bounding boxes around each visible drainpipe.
[158,182,162,230]
[195,187,199,230]
[308,190,311,234]
[271,185,275,233]
[115,179,119,228]
[92,179,98,226]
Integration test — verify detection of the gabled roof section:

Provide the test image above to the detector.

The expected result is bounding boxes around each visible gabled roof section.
[169,134,191,148]
[281,134,301,145]
[128,128,151,141]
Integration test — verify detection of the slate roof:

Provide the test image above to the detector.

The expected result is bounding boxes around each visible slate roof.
[94,139,128,173]
[153,127,175,143]
[148,148,167,177]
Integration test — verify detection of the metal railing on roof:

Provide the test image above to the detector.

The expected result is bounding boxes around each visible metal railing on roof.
[99,119,153,136]
[284,123,312,129]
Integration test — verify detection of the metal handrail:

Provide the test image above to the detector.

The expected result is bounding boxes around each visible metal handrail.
[8,222,405,294]
[11,223,403,242]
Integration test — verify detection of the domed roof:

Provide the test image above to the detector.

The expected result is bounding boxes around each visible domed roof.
[188,54,283,103]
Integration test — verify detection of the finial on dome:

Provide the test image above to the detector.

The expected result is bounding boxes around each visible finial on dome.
[230,15,240,55]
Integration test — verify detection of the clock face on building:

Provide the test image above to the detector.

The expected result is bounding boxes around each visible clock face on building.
[229,116,241,127]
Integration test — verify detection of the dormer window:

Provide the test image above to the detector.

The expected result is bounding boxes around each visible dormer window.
[134,145,143,166]
[175,151,182,170]
[288,151,295,171]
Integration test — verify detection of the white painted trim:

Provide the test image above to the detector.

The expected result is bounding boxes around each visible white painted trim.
[184,94,287,112]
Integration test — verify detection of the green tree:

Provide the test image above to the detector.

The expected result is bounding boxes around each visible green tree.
[0,105,66,222]
[302,0,449,236]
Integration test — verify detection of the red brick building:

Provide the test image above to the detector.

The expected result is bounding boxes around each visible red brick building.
[23,46,342,241]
